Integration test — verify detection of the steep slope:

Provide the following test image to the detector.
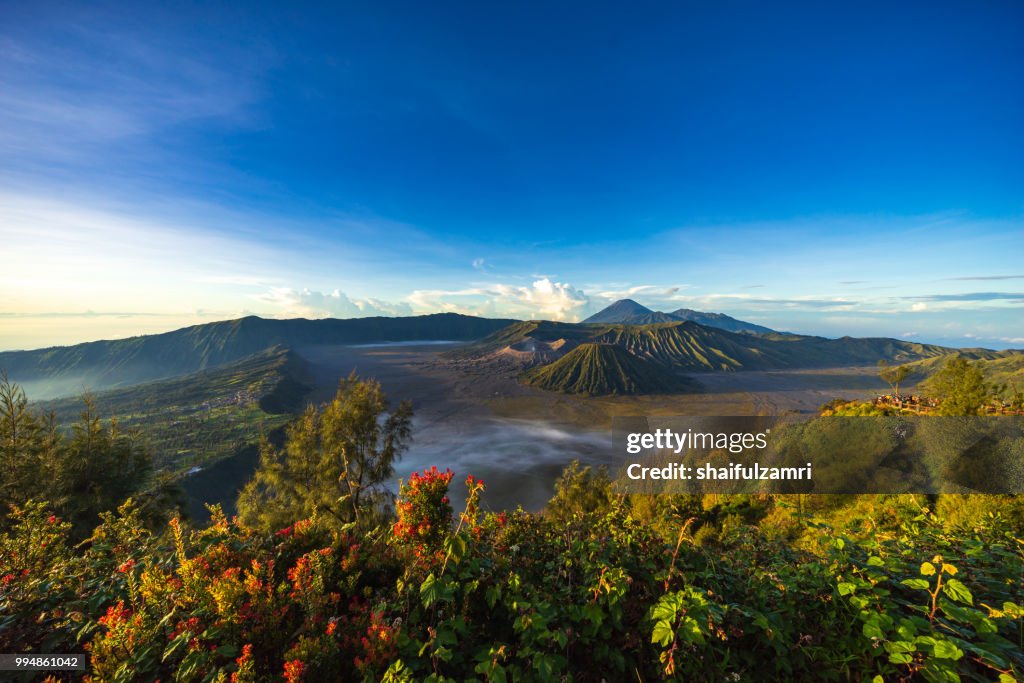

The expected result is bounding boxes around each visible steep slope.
[617,311,684,325]
[521,343,692,395]
[668,308,775,334]
[593,322,789,370]
[582,299,654,323]
[1,313,516,398]
[34,347,311,471]
[454,319,964,374]
[582,298,776,333]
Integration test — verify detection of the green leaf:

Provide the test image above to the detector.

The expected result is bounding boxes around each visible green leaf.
[920,562,936,576]
[445,534,467,565]
[162,633,189,663]
[901,578,930,591]
[651,597,678,623]
[215,644,238,658]
[932,640,963,661]
[863,622,885,640]
[888,652,912,664]
[867,556,885,567]
[838,582,857,596]
[942,579,973,606]
[421,573,441,607]
[651,619,674,647]
[885,640,915,654]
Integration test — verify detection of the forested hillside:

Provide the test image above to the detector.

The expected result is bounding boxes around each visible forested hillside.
[1,313,516,398]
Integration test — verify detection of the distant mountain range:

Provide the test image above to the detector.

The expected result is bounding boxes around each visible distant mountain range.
[4,309,1017,402]
[1,313,516,399]
[453,319,969,371]
[582,299,775,334]
[449,318,1018,395]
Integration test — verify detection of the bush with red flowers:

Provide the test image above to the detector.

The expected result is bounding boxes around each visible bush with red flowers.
[2,473,1022,682]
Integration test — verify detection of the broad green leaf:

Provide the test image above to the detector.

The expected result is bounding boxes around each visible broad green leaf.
[421,572,441,607]
[932,640,963,660]
[942,579,973,606]
[651,619,674,647]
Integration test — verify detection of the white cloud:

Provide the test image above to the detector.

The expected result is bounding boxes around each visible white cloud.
[471,258,487,271]
[259,288,413,319]
[408,278,591,321]
[911,302,928,312]
[491,279,589,320]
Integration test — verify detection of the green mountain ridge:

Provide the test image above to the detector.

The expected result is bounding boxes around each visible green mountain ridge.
[521,343,694,395]
[451,320,1024,396]
[2,313,516,399]
[34,346,311,473]
[454,319,973,374]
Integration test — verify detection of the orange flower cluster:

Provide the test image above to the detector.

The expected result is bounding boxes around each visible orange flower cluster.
[392,467,455,558]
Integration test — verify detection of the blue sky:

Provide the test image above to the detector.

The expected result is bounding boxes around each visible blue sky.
[1,0,1022,350]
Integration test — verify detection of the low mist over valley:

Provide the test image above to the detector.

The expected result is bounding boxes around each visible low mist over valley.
[4,302,1021,517]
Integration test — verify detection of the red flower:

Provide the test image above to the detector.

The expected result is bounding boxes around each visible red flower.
[235,643,253,667]
[118,559,136,574]
[283,658,305,683]
[47,515,57,524]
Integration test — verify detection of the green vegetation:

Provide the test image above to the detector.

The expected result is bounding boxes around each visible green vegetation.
[237,373,412,534]
[879,359,914,396]
[1,373,153,538]
[2,478,1021,680]
[454,319,976,382]
[521,343,694,395]
[544,459,614,524]
[826,356,1024,419]
[33,347,309,474]
[2,366,1024,680]
[1,313,516,398]
[931,357,991,416]
[906,352,1024,400]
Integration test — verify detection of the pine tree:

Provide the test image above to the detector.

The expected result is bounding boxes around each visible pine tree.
[0,375,151,536]
[931,356,988,416]
[237,372,412,532]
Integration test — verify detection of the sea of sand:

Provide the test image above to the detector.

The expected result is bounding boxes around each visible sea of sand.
[294,342,896,512]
